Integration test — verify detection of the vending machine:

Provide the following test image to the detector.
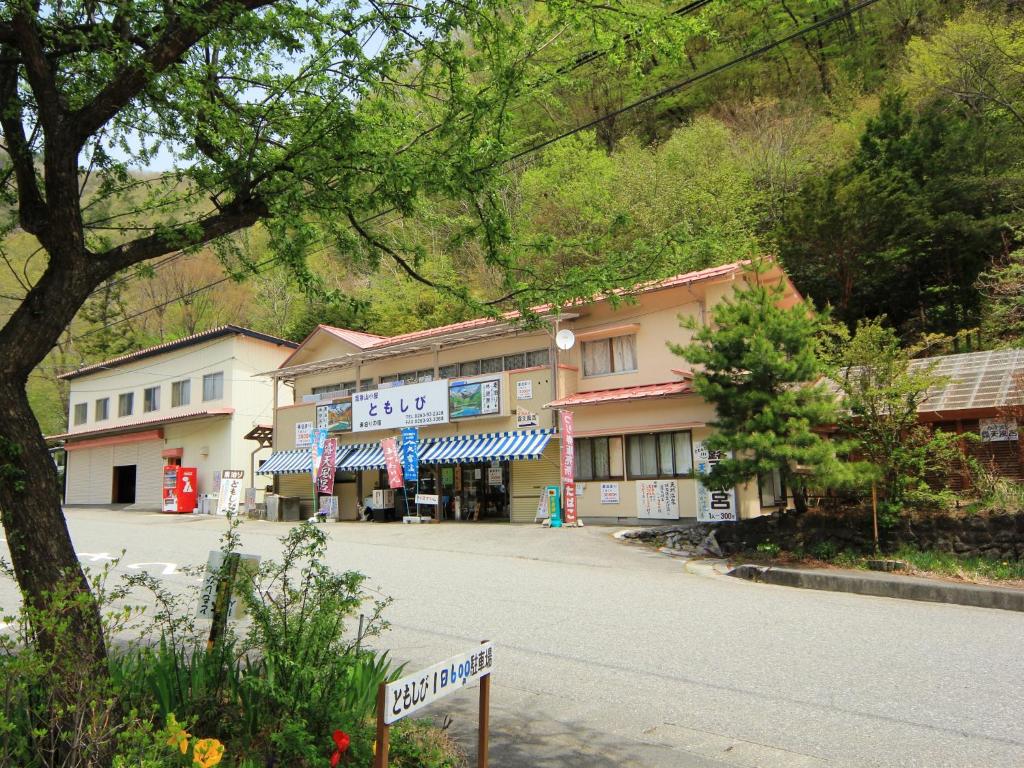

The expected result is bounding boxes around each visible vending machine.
[162,465,198,513]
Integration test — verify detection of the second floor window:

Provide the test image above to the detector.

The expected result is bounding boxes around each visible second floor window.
[172,379,190,407]
[312,383,342,396]
[144,386,160,412]
[118,392,134,417]
[95,398,109,421]
[627,431,693,479]
[575,436,624,481]
[582,334,638,377]
[73,403,87,425]
[203,372,224,401]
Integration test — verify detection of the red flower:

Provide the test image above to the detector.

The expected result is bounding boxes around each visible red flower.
[330,730,350,767]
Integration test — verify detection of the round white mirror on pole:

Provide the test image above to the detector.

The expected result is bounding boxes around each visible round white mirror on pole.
[555,329,576,351]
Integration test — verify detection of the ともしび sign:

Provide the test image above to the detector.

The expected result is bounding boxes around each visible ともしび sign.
[384,643,494,725]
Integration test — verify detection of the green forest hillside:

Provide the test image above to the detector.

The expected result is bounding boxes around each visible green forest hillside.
[4,0,1022,434]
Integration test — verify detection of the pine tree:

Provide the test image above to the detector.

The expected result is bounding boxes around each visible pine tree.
[675,263,846,513]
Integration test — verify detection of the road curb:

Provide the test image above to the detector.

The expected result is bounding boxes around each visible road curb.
[728,564,1024,612]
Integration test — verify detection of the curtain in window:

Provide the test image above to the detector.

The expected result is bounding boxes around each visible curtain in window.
[608,437,624,477]
[612,335,637,372]
[629,434,658,477]
[593,438,610,479]
[583,340,611,376]
[673,432,693,474]
[576,439,593,481]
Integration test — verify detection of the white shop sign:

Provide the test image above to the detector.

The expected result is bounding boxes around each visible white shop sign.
[415,493,439,506]
[516,407,539,428]
[636,479,679,519]
[216,470,245,516]
[384,642,495,724]
[694,440,738,522]
[295,421,313,448]
[980,418,1019,442]
[352,379,449,432]
[600,482,620,504]
[516,379,533,400]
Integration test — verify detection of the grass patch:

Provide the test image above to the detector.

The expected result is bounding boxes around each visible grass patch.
[890,546,1024,582]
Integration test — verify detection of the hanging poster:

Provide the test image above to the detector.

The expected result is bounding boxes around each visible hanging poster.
[352,380,449,432]
[295,421,313,448]
[316,401,353,434]
[636,479,680,520]
[487,467,503,486]
[979,418,1019,442]
[694,440,737,522]
[600,482,620,504]
[400,427,420,482]
[381,438,404,489]
[516,379,533,400]
[449,378,501,418]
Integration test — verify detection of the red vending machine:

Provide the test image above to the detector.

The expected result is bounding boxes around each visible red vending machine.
[161,466,198,513]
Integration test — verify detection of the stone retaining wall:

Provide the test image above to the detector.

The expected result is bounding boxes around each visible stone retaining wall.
[620,510,1024,560]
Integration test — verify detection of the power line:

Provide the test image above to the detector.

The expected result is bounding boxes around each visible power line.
[65,0,878,349]
[505,0,883,165]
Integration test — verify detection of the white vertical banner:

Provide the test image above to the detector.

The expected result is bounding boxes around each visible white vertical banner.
[694,440,737,522]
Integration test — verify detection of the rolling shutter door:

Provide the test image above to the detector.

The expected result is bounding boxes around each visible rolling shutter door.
[65,445,114,504]
[510,440,560,523]
[277,473,314,517]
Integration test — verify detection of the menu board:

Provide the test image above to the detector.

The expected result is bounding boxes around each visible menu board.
[636,480,680,520]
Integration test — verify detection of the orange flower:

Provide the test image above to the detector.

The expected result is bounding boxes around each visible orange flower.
[192,738,225,768]
[165,714,190,755]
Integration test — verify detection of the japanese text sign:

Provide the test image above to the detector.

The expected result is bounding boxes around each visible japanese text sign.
[295,421,313,448]
[400,428,420,482]
[637,479,680,520]
[216,470,244,515]
[381,438,404,489]
[558,411,576,524]
[197,550,260,621]
[316,438,337,495]
[694,440,737,522]
[310,428,327,482]
[384,642,495,724]
[352,379,449,432]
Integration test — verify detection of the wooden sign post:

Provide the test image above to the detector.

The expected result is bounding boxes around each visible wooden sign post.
[374,640,494,768]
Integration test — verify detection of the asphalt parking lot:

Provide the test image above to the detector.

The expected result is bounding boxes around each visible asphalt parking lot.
[2,508,1023,768]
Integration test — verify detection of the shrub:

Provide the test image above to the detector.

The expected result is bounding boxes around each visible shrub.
[2,520,459,768]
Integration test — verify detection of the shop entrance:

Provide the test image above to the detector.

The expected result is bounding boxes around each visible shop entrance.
[112,464,137,504]
[446,461,510,521]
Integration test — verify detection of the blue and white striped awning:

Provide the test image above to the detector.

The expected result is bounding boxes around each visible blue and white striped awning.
[337,443,386,471]
[420,429,555,464]
[258,449,312,475]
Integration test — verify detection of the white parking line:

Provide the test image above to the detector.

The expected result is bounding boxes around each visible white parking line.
[126,562,178,576]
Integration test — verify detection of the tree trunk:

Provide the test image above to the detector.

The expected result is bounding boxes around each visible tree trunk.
[0,257,115,764]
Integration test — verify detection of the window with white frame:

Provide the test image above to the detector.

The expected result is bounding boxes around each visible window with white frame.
[626,431,693,479]
[202,371,224,401]
[95,398,109,421]
[171,379,190,407]
[143,386,160,412]
[575,436,624,481]
[118,392,134,417]
[73,403,87,425]
[582,334,638,377]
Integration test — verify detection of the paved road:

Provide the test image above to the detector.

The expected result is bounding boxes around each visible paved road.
[2,508,1022,768]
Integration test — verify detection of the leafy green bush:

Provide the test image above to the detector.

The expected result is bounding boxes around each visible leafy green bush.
[2,521,460,768]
